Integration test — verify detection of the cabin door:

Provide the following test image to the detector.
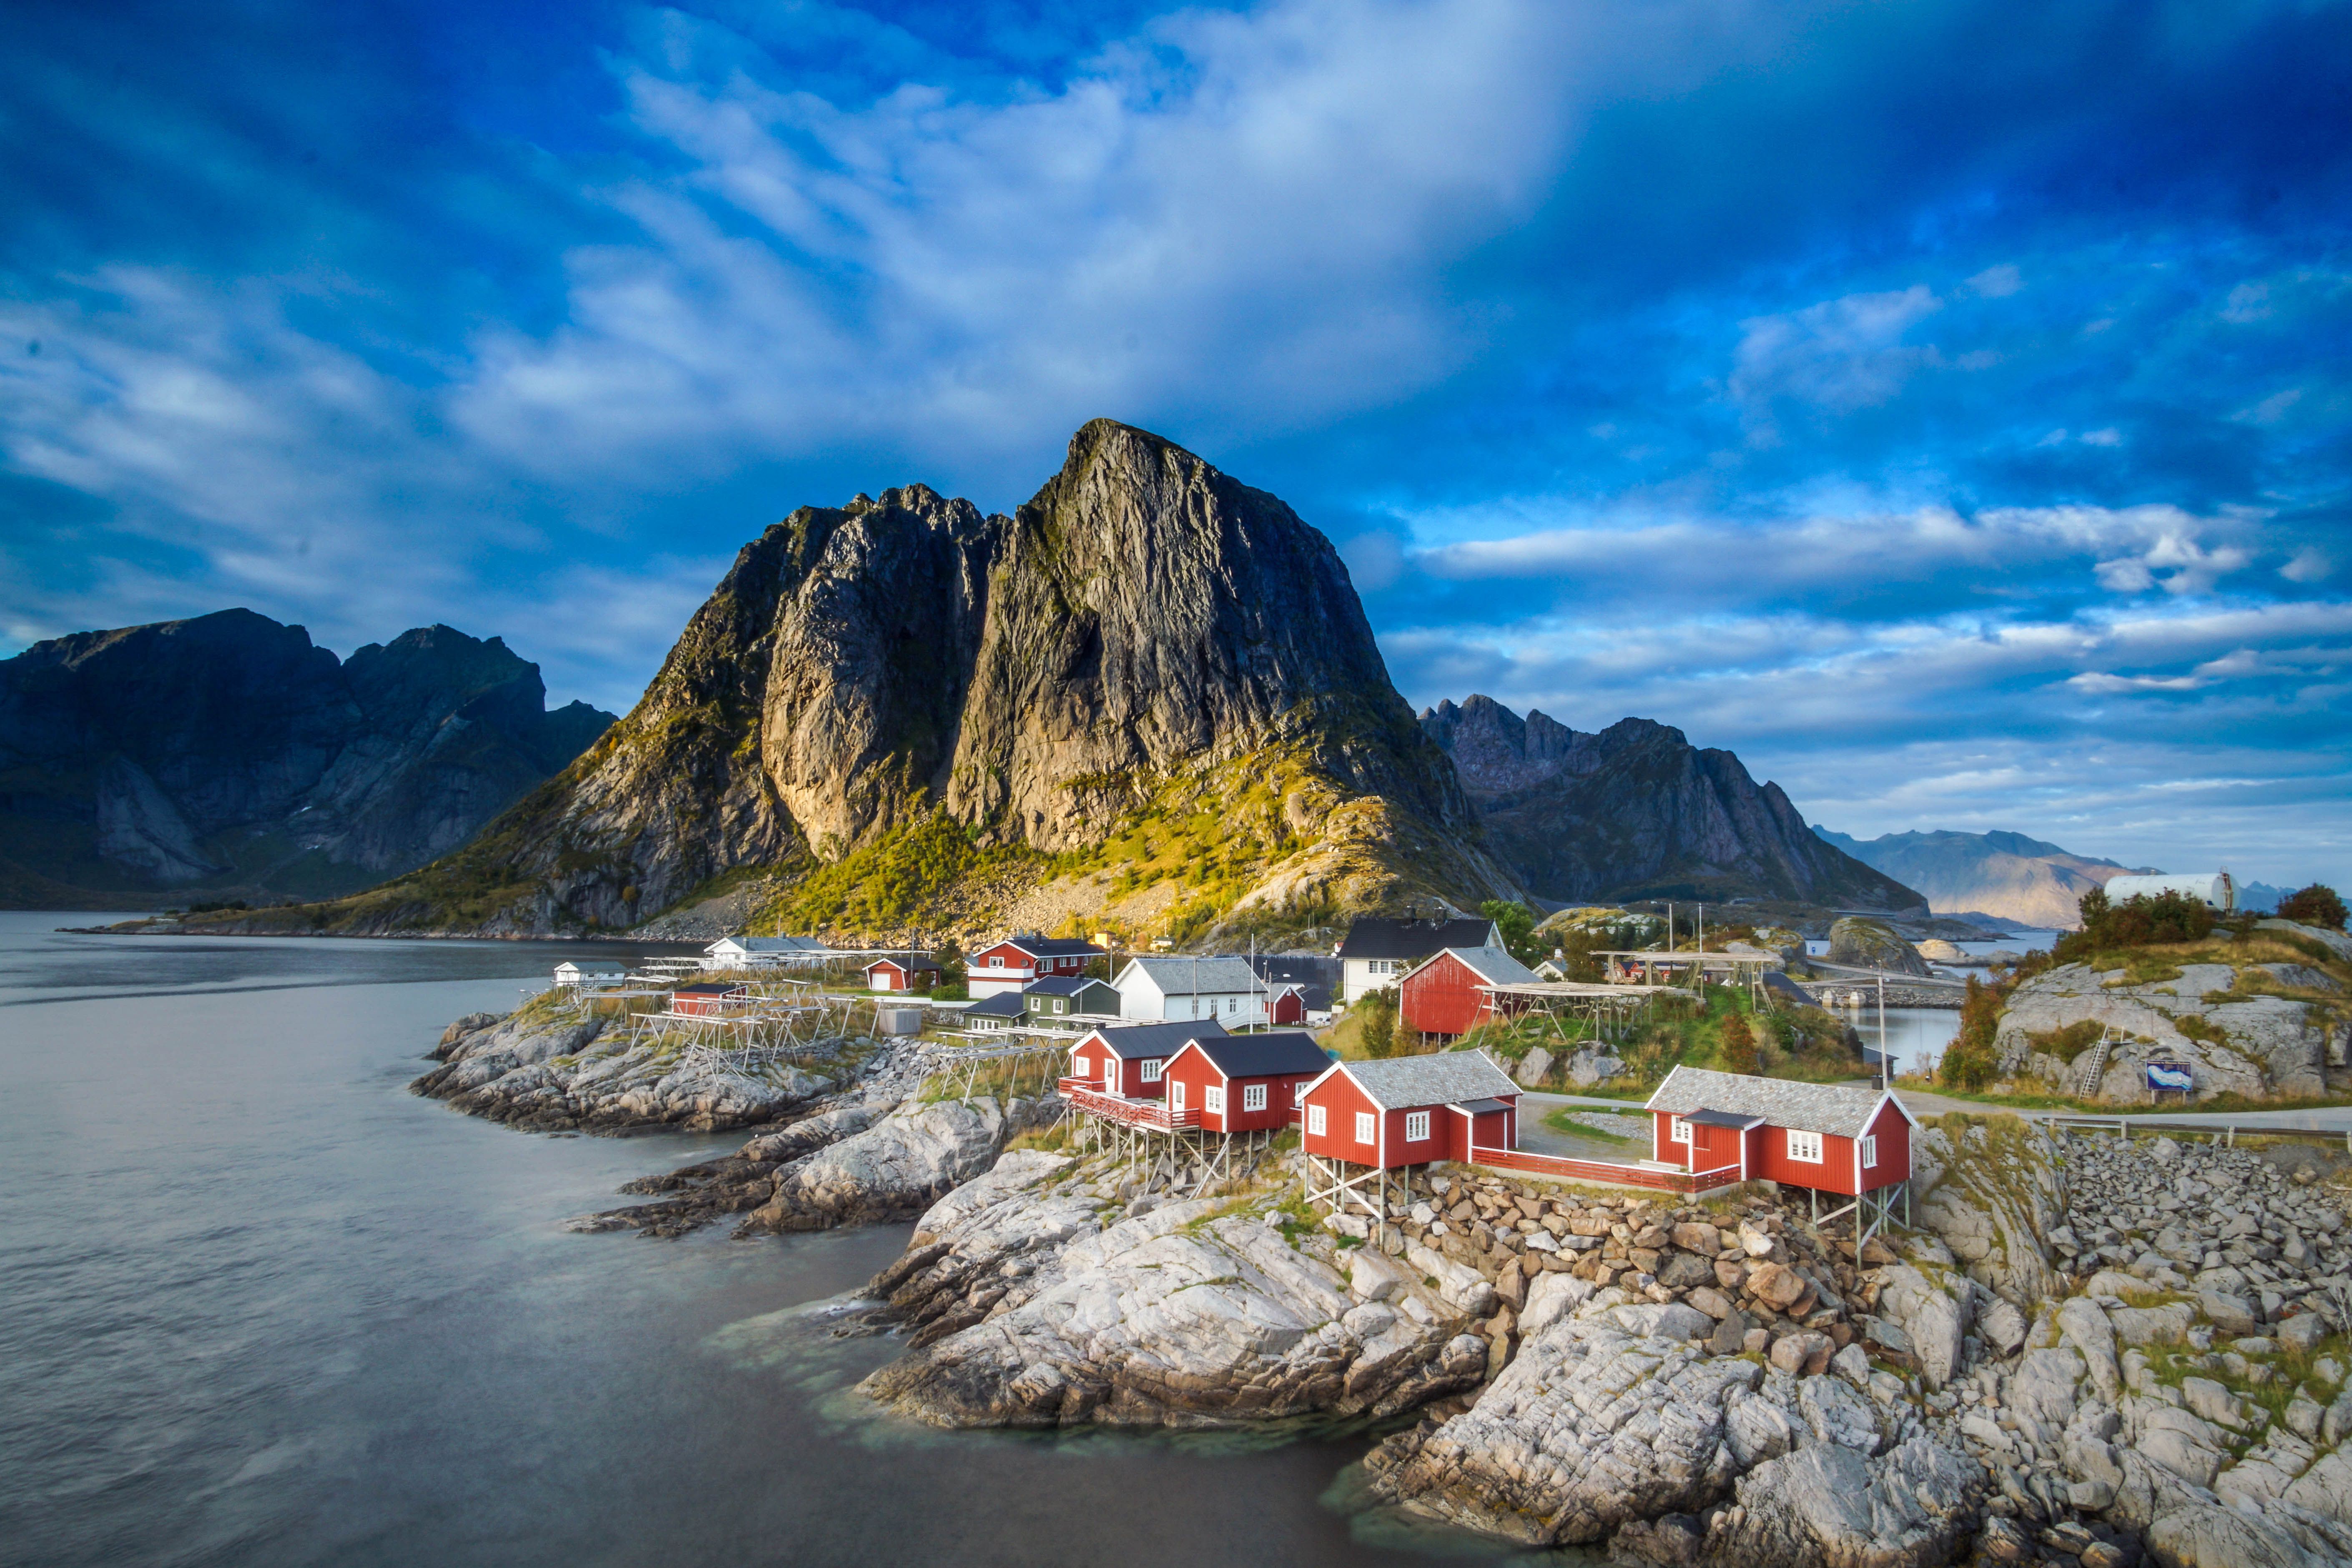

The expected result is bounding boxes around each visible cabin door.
[1169,1080,1185,1113]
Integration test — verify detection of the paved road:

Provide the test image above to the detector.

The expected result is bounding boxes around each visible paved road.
[1520,1086,2352,1138]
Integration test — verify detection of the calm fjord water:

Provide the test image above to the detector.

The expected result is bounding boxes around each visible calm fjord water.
[0,915,1504,1568]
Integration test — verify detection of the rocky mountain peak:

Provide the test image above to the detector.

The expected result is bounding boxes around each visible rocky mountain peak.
[302,420,1508,937]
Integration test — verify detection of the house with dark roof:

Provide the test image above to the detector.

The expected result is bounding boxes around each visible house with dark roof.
[963,991,1028,1030]
[1298,1051,1521,1169]
[969,933,1105,997]
[863,953,944,992]
[1064,1019,1230,1098]
[1399,945,1543,1037]
[1335,916,1501,1004]
[1021,974,1122,1025]
[1160,1031,1332,1133]
[1642,1065,1914,1193]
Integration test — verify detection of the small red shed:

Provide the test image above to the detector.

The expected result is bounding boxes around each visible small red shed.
[1643,1066,1915,1194]
[1398,946,1543,1038]
[863,953,943,993]
[670,981,749,1016]
[1066,1018,1228,1099]
[1160,1031,1332,1134]
[969,933,1105,996]
[1298,1051,1522,1169]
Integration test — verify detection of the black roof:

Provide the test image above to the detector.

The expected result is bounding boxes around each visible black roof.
[1336,916,1497,961]
[1181,1031,1332,1079]
[965,992,1026,1018]
[1454,1096,1514,1115]
[865,952,940,969]
[1245,953,1340,986]
[673,981,742,995]
[986,935,1103,959]
[1082,1018,1228,1058]
[1688,1109,1766,1129]
[1025,975,1113,998]
[1276,982,1334,1011]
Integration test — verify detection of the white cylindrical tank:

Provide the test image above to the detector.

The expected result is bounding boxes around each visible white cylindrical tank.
[2101,871,2235,912]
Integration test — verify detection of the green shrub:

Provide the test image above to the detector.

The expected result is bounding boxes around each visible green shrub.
[1939,973,2002,1091]
[2275,884,2347,931]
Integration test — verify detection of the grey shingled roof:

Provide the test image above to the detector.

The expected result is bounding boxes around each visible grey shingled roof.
[1182,1031,1332,1079]
[1645,1065,1890,1139]
[1083,1018,1230,1058]
[1121,956,1264,995]
[1336,917,1498,962]
[1337,1051,1520,1111]
[1418,946,1542,986]
[965,992,1026,1019]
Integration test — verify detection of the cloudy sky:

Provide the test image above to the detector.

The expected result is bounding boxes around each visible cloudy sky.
[3,0,2347,886]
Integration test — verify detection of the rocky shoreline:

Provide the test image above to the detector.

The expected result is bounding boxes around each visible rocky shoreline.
[424,996,2352,1567]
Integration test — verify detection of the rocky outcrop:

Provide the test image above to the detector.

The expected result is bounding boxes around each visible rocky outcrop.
[0,610,611,907]
[1827,916,1931,976]
[857,1151,1490,1428]
[1910,1115,2071,1309]
[1994,961,2335,1101]
[216,422,1513,939]
[412,999,840,1132]
[1420,697,1923,909]
[1815,827,2137,931]
[742,1097,1032,1233]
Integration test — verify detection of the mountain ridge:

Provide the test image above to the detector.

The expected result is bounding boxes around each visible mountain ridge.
[0,610,613,906]
[1812,825,2146,929]
[1420,695,1924,911]
[183,421,1516,941]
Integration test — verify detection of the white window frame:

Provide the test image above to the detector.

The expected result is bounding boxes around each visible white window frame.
[1169,1080,1186,1112]
[1308,1104,1327,1135]
[1205,1085,1225,1114]
[1293,1082,1309,1106]
[1355,1111,1376,1145]
[1787,1128,1824,1164]
[1859,1134,1878,1169]
[1243,1083,1267,1112]
[1139,1058,1162,1084]
[1669,1115,1692,1146]
[1405,1111,1430,1142]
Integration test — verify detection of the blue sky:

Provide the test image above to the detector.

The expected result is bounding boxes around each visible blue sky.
[2,0,2347,887]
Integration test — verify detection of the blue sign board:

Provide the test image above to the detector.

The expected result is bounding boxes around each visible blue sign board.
[2145,1062,2194,1092]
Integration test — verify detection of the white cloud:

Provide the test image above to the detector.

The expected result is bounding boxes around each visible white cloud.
[1963,263,2023,298]
[1729,284,1943,424]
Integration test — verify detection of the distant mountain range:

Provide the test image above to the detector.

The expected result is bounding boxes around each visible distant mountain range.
[1811,827,2154,930]
[1420,696,1924,911]
[0,610,613,907]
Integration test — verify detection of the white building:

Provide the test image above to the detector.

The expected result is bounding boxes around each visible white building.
[553,961,630,990]
[1112,955,1270,1026]
[2101,872,2235,912]
[703,935,832,969]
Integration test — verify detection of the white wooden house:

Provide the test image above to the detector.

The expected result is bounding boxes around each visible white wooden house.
[1112,955,1270,1026]
[554,961,629,990]
[704,935,831,969]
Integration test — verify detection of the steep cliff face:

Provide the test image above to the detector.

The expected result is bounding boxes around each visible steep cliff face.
[278,421,1509,938]
[0,610,613,906]
[1812,827,2136,930]
[1421,695,1922,910]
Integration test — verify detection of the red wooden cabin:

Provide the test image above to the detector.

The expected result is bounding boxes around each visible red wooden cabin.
[1398,946,1542,1038]
[863,955,942,992]
[1643,1066,1914,1193]
[670,981,749,1016]
[969,933,1105,996]
[1298,1052,1522,1169]
[1160,1031,1331,1134]
[1065,1019,1228,1098]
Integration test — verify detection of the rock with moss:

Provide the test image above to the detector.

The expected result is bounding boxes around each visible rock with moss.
[1826,916,1930,976]
[1909,1115,2071,1309]
[1993,960,2333,1101]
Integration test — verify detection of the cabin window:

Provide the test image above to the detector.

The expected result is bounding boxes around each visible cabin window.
[1205,1086,1225,1114]
[1243,1084,1267,1112]
[1308,1105,1327,1135]
[1405,1111,1430,1142]
[1860,1135,1878,1169]
[1787,1129,1823,1164]
[1294,1083,1309,1107]
[1669,1116,1692,1145]
[1140,1059,1163,1083]
[1355,1111,1376,1145]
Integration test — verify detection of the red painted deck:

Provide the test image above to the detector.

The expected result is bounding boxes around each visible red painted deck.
[1059,1081,1201,1131]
